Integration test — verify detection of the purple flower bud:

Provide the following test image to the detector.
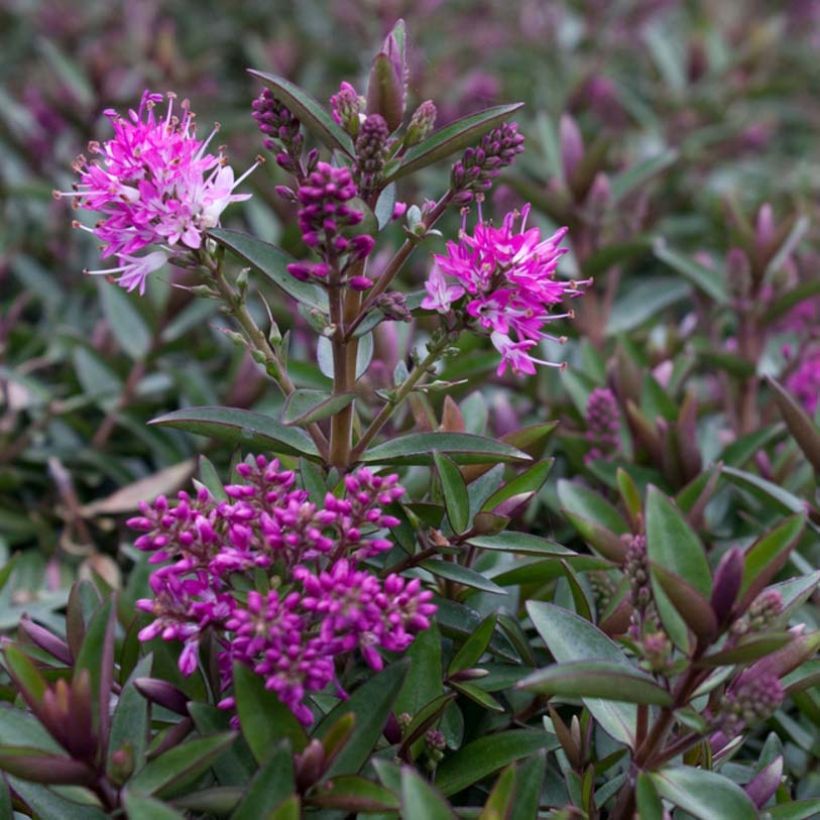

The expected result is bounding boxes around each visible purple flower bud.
[405,100,437,146]
[744,756,783,808]
[559,114,584,182]
[710,547,744,626]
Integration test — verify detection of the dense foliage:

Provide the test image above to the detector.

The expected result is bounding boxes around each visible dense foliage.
[0,2,818,818]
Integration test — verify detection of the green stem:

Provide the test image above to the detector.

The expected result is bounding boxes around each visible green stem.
[343,190,454,341]
[209,256,329,459]
[350,335,451,462]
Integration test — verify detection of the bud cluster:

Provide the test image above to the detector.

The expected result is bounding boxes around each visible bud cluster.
[252,87,304,174]
[585,387,621,462]
[286,162,375,287]
[128,456,435,725]
[730,589,783,641]
[354,114,390,199]
[451,121,525,206]
[717,674,784,738]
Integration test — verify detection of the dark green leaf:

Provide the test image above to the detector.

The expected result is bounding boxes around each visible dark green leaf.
[434,730,554,796]
[767,799,820,819]
[74,598,116,742]
[491,555,612,587]
[129,733,237,798]
[651,564,718,640]
[557,480,629,536]
[449,680,504,712]
[479,764,517,819]
[420,560,506,594]
[282,389,355,427]
[696,632,794,667]
[233,663,308,761]
[98,281,152,359]
[248,70,354,155]
[389,103,524,181]
[636,772,664,820]
[650,766,757,819]
[738,514,806,608]
[309,774,400,812]
[518,661,673,705]
[149,406,321,459]
[526,602,635,745]
[466,532,576,557]
[7,776,107,820]
[314,660,409,777]
[609,149,678,203]
[401,765,455,818]
[434,452,470,534]
[232,741,294,820]
[719,425,784,467]
[209,228,328,311]
[646,486,711,596]
[483,459,554,512]
[108,655,152,774]
[768,377,820,472]
[361,432,531,466]
[123,792,186,820]
[606,277,690,334]
[722,466,805,514]
[395,622,444,717]
[448,613,496,676]
[653,242,728,304]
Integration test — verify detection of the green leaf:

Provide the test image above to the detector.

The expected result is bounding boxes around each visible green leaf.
[420,560,506,594]
[764,215,810,281]
[653,242,728,304]
[233,663,308,761]
[491,555,612,587]
[696,632,794,667]
[479,763,517,819]
[74,598,116,742]
[767,799,820,819]
[389,103,524,182]
[581,237,653,278]
[129,732,237,798]
[282,389,355,427]
[609,149,678,203]
[123,792,185,820]
[482,460,554,512]
[505,752,545,820]
[314,660,409,776]
[232,741,294,820]
[434,452,470,534]
[7,777,107,820]
[395,622,443,717]
[434,730,554,796]
[635,773,664,820]
[722,466,806,514]
[108,655,152,774]
[449,680,504,712]
[247,70,354,155]
[309,774,400,812]
[448,613,496,676]
[738,513,806,608]
[646,486,711,596]
[518,661,673,705]
[557,479,629,536]
[650,766,757,820]
[361,432,531,466]
[267,795,300,819]
[606,277,690,335]
[149,406,321,459]
[316,332,373,381]
[98,281,152,359]
[768,377,820,472]
[187,703,253,787]
[466,532,577,557]
[401,766,455,818]
[3,645,47,707]
[209,228,328,311]
[651,564,717,641]
[526,602,636,746]
[719,425,784,467]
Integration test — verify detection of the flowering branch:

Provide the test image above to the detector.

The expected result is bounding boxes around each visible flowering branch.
[351,333,454,462]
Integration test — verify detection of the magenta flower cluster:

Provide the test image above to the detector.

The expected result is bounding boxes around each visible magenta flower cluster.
[287,162,376,289]
[423,204,587,375]
[129,456,435,725]
[55,91,256,294]
[785,347,820,415]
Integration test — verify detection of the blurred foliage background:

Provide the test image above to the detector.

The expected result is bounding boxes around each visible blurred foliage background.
[0,0,818,679]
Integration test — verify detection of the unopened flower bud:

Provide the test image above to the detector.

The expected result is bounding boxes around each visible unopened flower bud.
[134,677,191,715]
[330,81,364,136]
[405,100,437,146]
[355,114,390,198]
[108,744,135,785]
[710,547,744,626]
[559,114,584,184]
[295,739,326,791]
